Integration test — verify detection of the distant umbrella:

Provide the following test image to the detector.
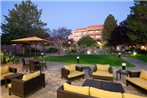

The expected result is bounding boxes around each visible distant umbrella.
[11,36,49,56]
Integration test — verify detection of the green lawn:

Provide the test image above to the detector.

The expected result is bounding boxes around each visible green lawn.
[130,54,147,63]
[44,54,134,67]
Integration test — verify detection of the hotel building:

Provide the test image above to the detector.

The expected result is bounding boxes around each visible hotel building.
[68,25,104,42]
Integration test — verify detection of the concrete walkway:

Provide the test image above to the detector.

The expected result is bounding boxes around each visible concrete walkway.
[122,56,147,71]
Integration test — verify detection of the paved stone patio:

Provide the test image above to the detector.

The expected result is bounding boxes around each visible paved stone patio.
[1,61,147,98]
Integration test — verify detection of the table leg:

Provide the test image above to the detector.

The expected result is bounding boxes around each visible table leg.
[116,72,118,80]
[120,73,121,79]
[5,78,8,88]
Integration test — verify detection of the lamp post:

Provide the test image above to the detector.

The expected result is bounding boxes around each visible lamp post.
[68,41,71,53]
[122,63,126,70]
[77,56,80,64]
[41,52,44,58]
[118,52,121,58]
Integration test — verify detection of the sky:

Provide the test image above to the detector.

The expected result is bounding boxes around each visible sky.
[1,0,134,31]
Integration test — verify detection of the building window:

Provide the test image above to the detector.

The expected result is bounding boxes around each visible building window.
[91,36,94,38]
[96,35,101,39]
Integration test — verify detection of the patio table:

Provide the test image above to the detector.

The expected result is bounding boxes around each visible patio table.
[82,79,125,93]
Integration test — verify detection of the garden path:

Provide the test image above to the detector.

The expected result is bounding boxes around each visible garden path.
[122,56,147,70]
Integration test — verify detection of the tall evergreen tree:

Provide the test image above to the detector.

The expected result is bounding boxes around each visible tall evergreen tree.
[126,1,147,45]
[102,14,117,46]
[110,21,130,47]
[1,0,48,44]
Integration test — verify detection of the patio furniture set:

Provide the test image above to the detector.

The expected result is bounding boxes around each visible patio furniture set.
[1,63,147,98]
[0,64,46,98]
[61,64,114,81]
[59,64,147,98]
[22,58,47,73]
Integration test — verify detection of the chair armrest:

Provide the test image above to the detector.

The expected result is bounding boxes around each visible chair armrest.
[61,68,70,79]
[76,66,82,72]
[93,66,97,72]
[9,67,17,73]
[57,86,91,98]
[11,79,24,95]
[109,67,113,74]
[130,71,141,77]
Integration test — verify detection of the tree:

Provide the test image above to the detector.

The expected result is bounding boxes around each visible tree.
[48,27,71,54]
[1,0,48,44]
[102,14,117,46]
[78,36,96,47]
[110,21,130,47]
[126,1,147,45]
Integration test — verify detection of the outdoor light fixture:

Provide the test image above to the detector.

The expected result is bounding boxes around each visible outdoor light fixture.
[68,41,71,44]
[41,52,44,58]
[133,51,137,55]
[122,63,126,70]
[77,56,80,63]
[68,41,71,53]
[118,52,121,58]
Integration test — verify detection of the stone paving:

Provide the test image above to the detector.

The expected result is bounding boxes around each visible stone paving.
[1,60,147,98]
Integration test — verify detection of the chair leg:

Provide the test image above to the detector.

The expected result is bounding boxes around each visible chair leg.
[9,88,11,96]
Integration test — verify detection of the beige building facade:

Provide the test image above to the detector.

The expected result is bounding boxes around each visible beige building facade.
[68,25,103,42]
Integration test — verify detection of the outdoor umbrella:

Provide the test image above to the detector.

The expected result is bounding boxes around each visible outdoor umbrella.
[11,36,49,56]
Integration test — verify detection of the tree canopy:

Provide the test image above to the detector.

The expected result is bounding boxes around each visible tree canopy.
[78,36,96,47]
[110,21,130,46]
[1,0,49,44]
[48,27,71,54]
[126,1,147,45]
[102,14,117,46]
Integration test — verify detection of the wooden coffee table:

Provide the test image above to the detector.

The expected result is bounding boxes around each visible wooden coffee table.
[4,73,23,88]
[82,79,124,93]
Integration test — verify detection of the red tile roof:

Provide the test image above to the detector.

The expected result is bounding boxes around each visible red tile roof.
[74,24,103,33]
[86,25,103,30]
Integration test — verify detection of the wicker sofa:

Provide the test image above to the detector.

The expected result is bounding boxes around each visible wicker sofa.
[8,71,45,98]
[126,70,147,91]
[61,64,84,80]
[0,65,17,84]
[57,83,146,98]
[92,64,113,81]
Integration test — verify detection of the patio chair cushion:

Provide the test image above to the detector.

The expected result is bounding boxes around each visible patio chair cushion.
[31,71,40,78]
[22,74,32,81]
[0,72,14,81]
[96,64,110,72]
[89,87,122,98]
[22,71,41,81]
[139,70,147,80]
[92,71,113,77]
[64,64,76,72]
[126,77,147,90]
[63,83,89,96]
[68,71,84,78]
[8,83,12,88]
[0,65,9,74]
[123,93,146,98]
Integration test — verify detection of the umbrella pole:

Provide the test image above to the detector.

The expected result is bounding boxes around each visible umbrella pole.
[35,44,36,57]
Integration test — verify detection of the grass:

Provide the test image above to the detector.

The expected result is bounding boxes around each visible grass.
[130,54,147,63]
[44,54,134,67]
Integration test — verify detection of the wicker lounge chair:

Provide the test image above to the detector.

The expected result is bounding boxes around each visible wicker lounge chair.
[92,64,113,81]
[61,64,84,80]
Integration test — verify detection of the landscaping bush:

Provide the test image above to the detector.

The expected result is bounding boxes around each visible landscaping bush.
[1,51,19,64]
[97,47,115,55]
[46,47,58,53]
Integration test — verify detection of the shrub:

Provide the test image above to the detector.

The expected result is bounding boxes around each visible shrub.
[1,51,19,64]
[46,47,58,53]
